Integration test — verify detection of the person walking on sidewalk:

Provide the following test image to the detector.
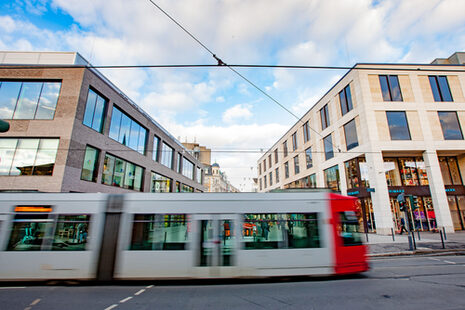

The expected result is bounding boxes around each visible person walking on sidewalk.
[399,218,407,235]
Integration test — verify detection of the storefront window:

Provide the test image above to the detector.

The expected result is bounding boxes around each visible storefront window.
[439,157,463,185]
[345,158,359,189]
[399,158,419,186]
[359,158,370,188]
[384,158,402,186]
[324,165,339,191]
[415,158,429,185]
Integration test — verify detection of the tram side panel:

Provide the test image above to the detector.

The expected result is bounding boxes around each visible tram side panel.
[236,199,334,277]
[0,194,107,281]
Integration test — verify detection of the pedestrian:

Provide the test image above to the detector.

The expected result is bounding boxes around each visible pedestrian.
[399,218,407,235]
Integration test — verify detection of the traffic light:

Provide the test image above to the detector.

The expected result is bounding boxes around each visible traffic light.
[409,195,419,210]
[399,201,406,211]
[0,120,9,133]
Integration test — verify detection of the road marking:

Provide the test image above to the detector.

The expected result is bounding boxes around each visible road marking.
[135,289,145,296]
[30,299,41,306]
[443,260,456,264]
[104,305,118,310]
[146,285,154,289]
[0,287,26,289]
[120,297,133,303]
[428,258,440,261]
[24,307,32,310]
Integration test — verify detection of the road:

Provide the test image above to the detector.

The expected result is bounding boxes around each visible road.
[1,255,464,310]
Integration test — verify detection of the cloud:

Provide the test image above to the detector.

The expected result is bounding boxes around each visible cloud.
[222,104,253,124]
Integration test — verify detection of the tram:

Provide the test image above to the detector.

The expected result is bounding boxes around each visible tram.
[0,192,368,281]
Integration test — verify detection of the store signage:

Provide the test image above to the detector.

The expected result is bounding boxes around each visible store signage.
[347,191,359,196]
[445,188,456,192]
[389,189,405,193]
[367,188,375,192]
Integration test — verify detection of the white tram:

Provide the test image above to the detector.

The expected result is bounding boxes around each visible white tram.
[0,192,368,281]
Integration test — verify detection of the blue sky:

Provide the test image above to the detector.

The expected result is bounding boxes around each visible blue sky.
[1,0,465,190]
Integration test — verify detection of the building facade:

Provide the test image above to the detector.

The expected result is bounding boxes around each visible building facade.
[204,163,240,193]
[0,51,204,193]
[258,52,465,234]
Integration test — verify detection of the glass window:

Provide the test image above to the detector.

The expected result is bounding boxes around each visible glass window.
[305,147,313,169]
[345,158,359,189]
[153,135,160,161]
[438,112,463,140]
[359,158,370,188]
[52,215,91,251]
[151,172,172,192]
[264,175,267,188]
[439,157,462,185]
[102,154,143,191]
[324,165,339,191]
[0,81,22,119]
[13,82,42,119]
[83,89,107,133]
[294,155,300,174]
[292,132,298,151]
[386,111,411,140]
[283,141,288,157]
[275,167,279,183]
[284,162,289,178]
[0,139,18,175]
[309,174,317,188]
[344,119,359,150]
[268,154,272,168]
[0,81,60,120]
[323,134,334,160]
[7,214,51,251]
[303,121,310,143]
[182,158,194,180]
[339,85,353,115]
[269,171,273,186]
[177,153,182,173]
[9,139,38,176]
[339,211,362,246]
[243,213,320,249]
[320,104,330,130]
[181,184,194,192]
[274,149,278,163]
[161,142,174,169]
[108,106,146,154]
[130,214,189,250]
[415,158,429,186]
[196,166,202,184]
[429,76,453,102]
[379,75,403,101]
[384,158,402,186]
[35,82,61,119]
[32,139,59,176]
[399,158,419,186]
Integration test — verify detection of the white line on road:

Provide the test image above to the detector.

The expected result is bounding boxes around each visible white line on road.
[30,299,41,306]
[146,285,154,289]
[135,289,145,296]
[120,296,133,303]
[104,304,118,310]
[24,307,31,310]
[0,287,26,289]
[443,260,456,264]
[428,258,441,261]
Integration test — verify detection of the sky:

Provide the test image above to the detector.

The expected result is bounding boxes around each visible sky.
[1,0,465,191]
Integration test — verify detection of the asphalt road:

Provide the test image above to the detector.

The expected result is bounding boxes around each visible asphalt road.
[1,255,465,310]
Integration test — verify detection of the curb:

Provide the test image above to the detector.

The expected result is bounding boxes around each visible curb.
[368,248,465,257]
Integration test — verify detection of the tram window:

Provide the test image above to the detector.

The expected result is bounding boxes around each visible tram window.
[52,215,91,251]
[130,214,189,250]
[243,213,320,249]
[7,214,52,251]
[339,211,363,246]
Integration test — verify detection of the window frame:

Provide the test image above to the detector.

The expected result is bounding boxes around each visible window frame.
[438,111,464,140]
[320,104,330,130]
[339,84,354,115]
[343,119,359,150]
[323,134,334,160]
[429,75,453,102]
[386,111,411,140]
[378,75,403,102]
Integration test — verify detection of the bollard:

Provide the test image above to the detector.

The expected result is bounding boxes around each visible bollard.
[365,232,369,243]
[417,230,421,241]
[440,230,445,249]
[442,227,447,240]
[411,230,417,250]
[391,228,395,241]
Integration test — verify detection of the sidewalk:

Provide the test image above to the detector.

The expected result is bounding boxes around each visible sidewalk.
[366,231,465,256]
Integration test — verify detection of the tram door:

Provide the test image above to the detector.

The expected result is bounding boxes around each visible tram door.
[195,214,237,277]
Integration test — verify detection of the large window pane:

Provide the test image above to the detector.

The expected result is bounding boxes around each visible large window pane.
[33,139,59,175]
[386,111,411,140]
[138,127,146,155]
[124,162,136,190]
[438,112,463,140]
[52,215,91,251]
[243,213,320,249]
[128,122,140,151]
[345,158,359,189]
[102,153,143,191]
[324,165,339,191]
[119,114,131,146]
[294,155,300,174]
[151,172,172,192]
[305,147,313,169]
[91,96,106,132]
[10,139,40,175]
[438,76,453,102]
[161,142,173,169]
[83,89,107,132]
[379,75,390,101]
[134,166,144,191]
[153,136,160,161]
[130,214,189,250]
[113,158,125,187]
[7,214,51,251]
[0,81,22,119]
[81,146,99,182]
[344,119,359,150]
[0,139,17,175]
[13,82,42,119]
[388,75,402,101]
[108,107,122,140]
[399,158,419,186]
[82,89,97,128]
[429,76,442,102]
[384,158,402,186]
[324,134,334,160]
[102,154,115,185]
[35,82,60,119]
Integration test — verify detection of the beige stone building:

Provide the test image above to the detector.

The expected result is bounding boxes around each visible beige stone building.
[0,51,205,193]
[258,52,465,234]
[204,163,240,193]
